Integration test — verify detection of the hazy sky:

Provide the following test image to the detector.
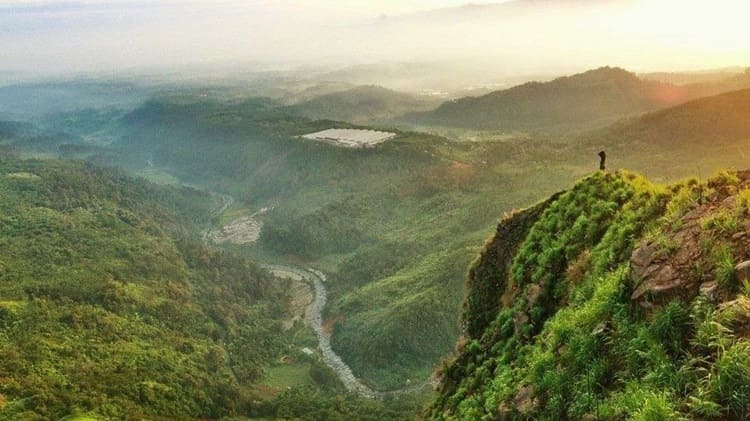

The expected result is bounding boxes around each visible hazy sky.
[1,0,748,77]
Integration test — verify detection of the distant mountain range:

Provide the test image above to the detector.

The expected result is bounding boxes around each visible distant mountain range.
[402,67,688,132]
[402,66,750,133]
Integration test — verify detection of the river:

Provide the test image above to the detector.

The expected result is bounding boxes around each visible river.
[205,192,434,399]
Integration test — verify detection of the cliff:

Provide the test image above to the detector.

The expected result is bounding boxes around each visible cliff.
[430,170,750,420]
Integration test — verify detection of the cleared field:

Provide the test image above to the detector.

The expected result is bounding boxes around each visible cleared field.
[301,128,397,148]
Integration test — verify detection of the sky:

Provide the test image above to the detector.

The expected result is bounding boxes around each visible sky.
[0,0,748,77]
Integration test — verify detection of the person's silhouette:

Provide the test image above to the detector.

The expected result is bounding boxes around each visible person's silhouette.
[598,151,606,171]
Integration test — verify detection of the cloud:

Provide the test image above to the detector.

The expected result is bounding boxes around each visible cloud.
[0,0,748,77]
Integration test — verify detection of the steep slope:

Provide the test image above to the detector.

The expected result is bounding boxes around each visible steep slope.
[0,155,291,419]
[431,170,750,420]
[286,85,438,124]
[406,67,689,132]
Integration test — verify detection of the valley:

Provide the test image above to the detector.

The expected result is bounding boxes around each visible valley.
[2,60,750,420]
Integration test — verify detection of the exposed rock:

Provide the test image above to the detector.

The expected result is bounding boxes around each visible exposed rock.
[526,284,542,309]
[717,296,750,338]
[699,281,719,301]
[631,261,691,303]
[734,260,750,282]
[513,311,529,334]
[513,384,538,415]
[497,403,511,420]
[630,242,658,275]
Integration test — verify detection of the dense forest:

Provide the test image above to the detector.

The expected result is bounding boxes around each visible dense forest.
[0,154,423,420]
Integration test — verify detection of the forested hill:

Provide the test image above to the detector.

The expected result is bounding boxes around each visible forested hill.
[285,85,438,124]
[573,87,750,180]
[405,67,688,132]
[431,170,750,419]
[0,154,290,419]
[583,87,750,151]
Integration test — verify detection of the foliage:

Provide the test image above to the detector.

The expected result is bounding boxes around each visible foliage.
[0,156,288,420]
[429,170,750,420]
[408,67,687,133]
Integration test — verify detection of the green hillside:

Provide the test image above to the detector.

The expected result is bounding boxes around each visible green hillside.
[406,66,750,134]
[13,83,750,407]
[578,88,750,179]
[0,153,425,420]
[405,67,688,132]
[0,155,296,419]
[102,95,584,390]
[91,86,750,392]
[431,170,750,420]
[286,85,438,124]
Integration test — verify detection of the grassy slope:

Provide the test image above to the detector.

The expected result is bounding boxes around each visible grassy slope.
[431,170,750,420]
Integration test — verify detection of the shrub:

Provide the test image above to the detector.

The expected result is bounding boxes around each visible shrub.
[701,208,739,234]
[712,244,737,292]
[630,391,683,421]
[709,341,750,418]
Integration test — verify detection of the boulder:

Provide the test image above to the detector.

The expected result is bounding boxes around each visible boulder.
[631,236,701,306]
[717,296,750,337]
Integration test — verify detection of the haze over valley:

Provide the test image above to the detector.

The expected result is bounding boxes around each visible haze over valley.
[2,1,750,420]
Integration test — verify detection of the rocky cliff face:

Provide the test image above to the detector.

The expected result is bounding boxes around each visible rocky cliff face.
[430,170,750,420]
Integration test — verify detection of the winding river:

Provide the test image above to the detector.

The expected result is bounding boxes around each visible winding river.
[204,192,434,399]
[265,264,437,399]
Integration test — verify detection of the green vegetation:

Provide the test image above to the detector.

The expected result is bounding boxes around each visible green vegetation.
[405,66,750,134]
[103,95,581,389]
[0,155,296,419]
[80,85,750,391]
[9,77,750,415]
[0,152,432,420]
[406,67,688,133]
[430,170,750,420]
[286,85,439,125]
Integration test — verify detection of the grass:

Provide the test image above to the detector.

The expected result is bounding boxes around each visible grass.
[135,167,181,185]
[263,363,313,389]
[712,243,738,292]
[429,170,750,420]
[701,208,740,234]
